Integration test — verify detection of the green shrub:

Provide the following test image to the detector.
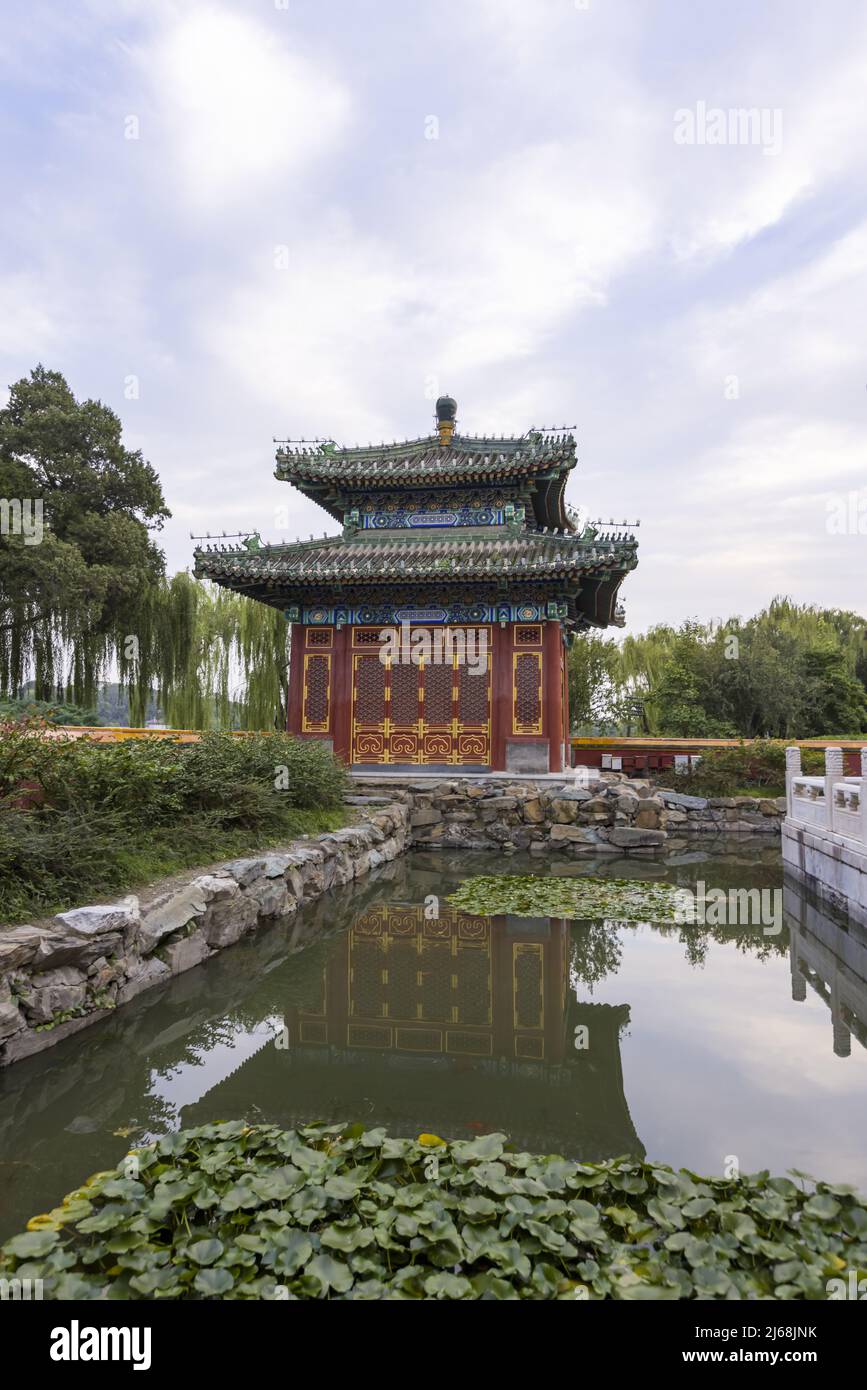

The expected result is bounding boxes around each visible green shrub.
[34,736,187,822]
[176,732,347,815]
[3,1121,864,1300]
[653,740,825,798]
[0,729,348,920]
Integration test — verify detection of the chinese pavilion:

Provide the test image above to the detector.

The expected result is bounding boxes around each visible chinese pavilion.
[194,397,638,772]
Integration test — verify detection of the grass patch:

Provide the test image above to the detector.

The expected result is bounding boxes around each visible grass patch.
[3,1121,865,1301]
[8,807,346,922]
[115,810,346,891]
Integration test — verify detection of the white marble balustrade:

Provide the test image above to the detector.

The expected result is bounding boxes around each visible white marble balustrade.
[786,746,867,847]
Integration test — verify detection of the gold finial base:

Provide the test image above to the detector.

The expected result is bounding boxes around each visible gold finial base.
[438,420,455,446]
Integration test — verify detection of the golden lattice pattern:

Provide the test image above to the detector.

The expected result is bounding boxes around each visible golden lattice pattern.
[424,661,453,725]
[514,651,542,734]
[458,665,488,725]
[351,627,491,764]
[355,653,387,724]
[302,654,330,731]
[348,906,491,1026]
[514,943,543,1030]
[391,661,419,725]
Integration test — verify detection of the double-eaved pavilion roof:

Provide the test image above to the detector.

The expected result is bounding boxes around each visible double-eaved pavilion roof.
[194,407,639,631]
[274,429,577,530]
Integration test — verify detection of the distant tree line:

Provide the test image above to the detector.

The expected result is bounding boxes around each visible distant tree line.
[568,601,867,738]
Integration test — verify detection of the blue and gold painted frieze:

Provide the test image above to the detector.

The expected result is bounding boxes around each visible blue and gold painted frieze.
[362,505,505,529]
[344,492,525,532]
[285,600,567,626]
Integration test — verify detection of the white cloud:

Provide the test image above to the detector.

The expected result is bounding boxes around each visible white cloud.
[427,144,656,375]
[2,0,866,628]
[0,276,62,356]
[144,5,350,210]
[694,418,867,499]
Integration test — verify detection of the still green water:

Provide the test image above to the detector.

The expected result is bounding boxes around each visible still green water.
[1,844,866,1239]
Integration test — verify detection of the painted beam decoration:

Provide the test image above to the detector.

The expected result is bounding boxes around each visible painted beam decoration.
[193,397,639,771]
[286,601,558,627]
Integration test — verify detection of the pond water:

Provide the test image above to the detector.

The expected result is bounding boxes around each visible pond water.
[2,843,866,1239]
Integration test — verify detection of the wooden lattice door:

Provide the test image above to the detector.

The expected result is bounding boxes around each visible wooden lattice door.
[350,626,491,765]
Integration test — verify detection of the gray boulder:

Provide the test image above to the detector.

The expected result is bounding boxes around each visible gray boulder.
[0,925,57,972]
[609,826,667,848]
[658,790,708,811]
[54,896,140,938]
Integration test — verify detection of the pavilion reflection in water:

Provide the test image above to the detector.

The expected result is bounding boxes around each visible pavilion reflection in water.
[184,900,645,1161]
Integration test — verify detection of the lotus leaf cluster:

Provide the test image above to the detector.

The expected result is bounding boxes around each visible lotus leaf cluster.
[2,1122,865,1300]
[448,874,686,923]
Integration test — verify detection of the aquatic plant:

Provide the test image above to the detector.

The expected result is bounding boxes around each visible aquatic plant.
[448,874,686,923]
[2,1121,864,1300]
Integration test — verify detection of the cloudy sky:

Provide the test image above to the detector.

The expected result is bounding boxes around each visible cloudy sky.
[1,0,865,634]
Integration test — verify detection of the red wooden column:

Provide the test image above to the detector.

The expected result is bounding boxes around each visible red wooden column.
[490,624,511,772]
[331,625,352,763]
[286,623,305,735]
[543,620,564,772]
[561,635,571,766]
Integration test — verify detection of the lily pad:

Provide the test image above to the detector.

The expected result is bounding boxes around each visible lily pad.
[2,1119,865,1303]
[448,874,686,923]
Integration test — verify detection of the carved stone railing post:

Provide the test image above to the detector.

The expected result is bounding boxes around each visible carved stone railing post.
[785,746,802,819]
[861,748,867,847]
[825,747,843,833]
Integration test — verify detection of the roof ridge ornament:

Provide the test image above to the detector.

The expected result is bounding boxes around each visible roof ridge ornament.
[435,394,457,447]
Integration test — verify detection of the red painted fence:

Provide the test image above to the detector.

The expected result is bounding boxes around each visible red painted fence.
[569,737,865,776]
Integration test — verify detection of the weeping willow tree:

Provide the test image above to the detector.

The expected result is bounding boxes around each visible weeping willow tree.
[4,567,288,730]
[618,625,680,734]
[155,575,289,731]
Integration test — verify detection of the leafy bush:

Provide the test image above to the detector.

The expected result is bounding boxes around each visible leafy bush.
[0,729,347,920]
[2,1122,864,1300]
[175,733,347,814]
[653,740,825,798]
